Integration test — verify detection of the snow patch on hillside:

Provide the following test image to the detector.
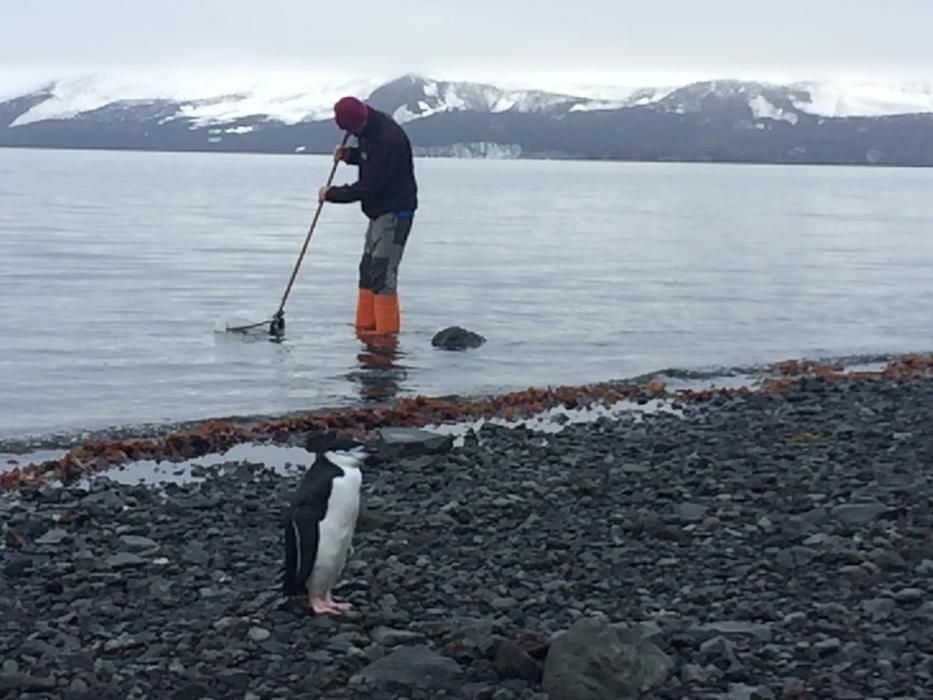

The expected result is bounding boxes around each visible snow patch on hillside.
[389,77,578,123]
[569,88,676,112]
[748,95,799,124]
[791,80,933,117]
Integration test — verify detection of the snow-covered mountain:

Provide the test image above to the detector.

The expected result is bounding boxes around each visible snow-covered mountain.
[2,73,651,128]
[2,73,933,165]
[366,74,579,122]
[5,73,386,128]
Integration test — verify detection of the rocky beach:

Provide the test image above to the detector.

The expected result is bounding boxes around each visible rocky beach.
[3,362,933,699]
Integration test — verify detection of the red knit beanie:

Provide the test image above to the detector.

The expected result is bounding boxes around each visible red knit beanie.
[334,96,369,132]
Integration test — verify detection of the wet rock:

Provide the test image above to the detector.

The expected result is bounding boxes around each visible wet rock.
[104,633,142,652]
[118,535,158,550]
[68,677,90,694]
[212,616,247,631]
[542,617,673,700]
[370,626,426,646]
[690,621,774,643]
[728,683,775,700]
[374,427,454,457]
[814,637,842,655]
[354,645,463,690]
[512,630,551,659]
[675,503,707,522]
[831,501,889,525]
[248,626,271,642]
[35,527,70,545]
[494,637,543,683]
[217,668,251,691]
[105,552,147,569]
[682,664,710,683]
[864,597,896,621]
[0,674,57,693]
[894,587,925,604]
[431,326,486,351]
[700,635,740,664]
[171,684,211,700]
[181,543,210,566]
[357,505,399,531]
[776,546,818,570]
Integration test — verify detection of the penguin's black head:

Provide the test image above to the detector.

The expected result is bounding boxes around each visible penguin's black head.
[305,430,382,467]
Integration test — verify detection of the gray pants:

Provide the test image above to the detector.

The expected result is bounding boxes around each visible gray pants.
[359,212,413,295]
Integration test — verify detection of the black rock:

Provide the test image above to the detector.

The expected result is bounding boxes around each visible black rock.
[217,668,251,691]
[494,638,543,684]
[373,427,454,457]
[542,618,673,700]
[27,675,59,692]
[689,621,774,643]
[832,501,890,525]
[35,527,71,545]
[171,684,211,700]
[370,626,427,646]
[354,645,463,690]
[431,326,486,351]
[105,552,147,569]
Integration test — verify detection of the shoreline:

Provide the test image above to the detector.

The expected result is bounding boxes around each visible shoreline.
[2,360,932,697]
[1,350,929,492]
[4,144,933,170]
[0,350,905,454]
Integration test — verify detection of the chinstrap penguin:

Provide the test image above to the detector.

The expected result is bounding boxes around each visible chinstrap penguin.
[282,431,379,615]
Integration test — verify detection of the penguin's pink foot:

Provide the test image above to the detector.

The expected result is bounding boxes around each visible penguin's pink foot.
[324,590,352,612]
[309,595,346,615]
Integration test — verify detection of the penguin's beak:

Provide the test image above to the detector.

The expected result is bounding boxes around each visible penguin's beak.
[360,443,383,466]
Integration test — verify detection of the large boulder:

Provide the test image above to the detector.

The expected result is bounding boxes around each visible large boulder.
[431,326,486,351]
[542,617,673,700]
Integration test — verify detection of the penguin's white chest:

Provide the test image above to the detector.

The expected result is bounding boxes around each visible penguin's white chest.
[309,465,362,593]
[324,467,362,536]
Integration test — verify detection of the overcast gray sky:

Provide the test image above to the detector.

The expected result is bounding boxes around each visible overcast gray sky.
[2,0,932,89]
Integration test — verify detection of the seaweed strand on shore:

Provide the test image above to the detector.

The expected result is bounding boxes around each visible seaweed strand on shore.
[3,353,933,492]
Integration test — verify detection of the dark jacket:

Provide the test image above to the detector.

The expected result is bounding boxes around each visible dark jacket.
[325,108,418,220]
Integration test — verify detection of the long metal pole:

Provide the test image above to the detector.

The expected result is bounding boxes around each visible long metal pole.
[269,130,350,335]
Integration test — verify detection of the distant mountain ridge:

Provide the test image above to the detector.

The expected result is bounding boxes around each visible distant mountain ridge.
[3,73,933,165]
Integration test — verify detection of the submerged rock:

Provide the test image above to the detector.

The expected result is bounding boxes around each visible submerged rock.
[431,326,486,351]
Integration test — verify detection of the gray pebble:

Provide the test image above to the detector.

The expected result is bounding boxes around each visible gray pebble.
[248,627,271,643]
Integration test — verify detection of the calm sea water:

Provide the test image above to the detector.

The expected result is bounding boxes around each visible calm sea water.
[1,147,931,439]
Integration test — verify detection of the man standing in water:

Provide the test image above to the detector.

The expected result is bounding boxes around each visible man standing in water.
[318,96,418,339]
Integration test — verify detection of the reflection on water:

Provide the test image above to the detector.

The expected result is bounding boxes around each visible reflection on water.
[346,334,408,403]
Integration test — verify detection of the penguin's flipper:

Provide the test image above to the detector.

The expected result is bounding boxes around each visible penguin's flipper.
[282,508,300,594]
[282,504,320,595]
